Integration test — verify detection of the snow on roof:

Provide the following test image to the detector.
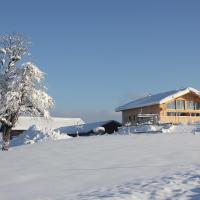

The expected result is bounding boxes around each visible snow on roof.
[13,117,85,131]
[116,87,200,112]
[58,120,121,135]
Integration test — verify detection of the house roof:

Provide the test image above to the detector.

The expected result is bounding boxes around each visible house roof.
[13,117,85,131]
[116,87,200,112]
[57,120,121,135]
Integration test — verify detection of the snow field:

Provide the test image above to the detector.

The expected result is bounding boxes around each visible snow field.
[0,133,200,199]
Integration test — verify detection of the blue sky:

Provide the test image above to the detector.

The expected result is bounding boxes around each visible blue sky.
[1,0,200,122]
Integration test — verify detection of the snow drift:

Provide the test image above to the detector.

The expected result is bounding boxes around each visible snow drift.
[0,125,71,148]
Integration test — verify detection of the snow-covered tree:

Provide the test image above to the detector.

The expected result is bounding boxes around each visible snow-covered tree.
[0,33,54,150]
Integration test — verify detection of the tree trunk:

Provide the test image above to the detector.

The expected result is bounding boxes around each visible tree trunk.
[2,124,12,151]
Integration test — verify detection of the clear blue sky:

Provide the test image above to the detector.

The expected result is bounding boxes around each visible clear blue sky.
[1,0,200,122]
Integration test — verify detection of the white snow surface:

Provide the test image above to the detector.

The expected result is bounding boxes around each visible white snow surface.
[11,126,71,147]
[117,123,200,134]
[0,127,200,199]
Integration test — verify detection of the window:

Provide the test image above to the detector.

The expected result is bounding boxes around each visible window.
[194,102,200,110]
[187,101,194,110]
[191,113,200,117]
[128,116,132,122]
[167,101,176,109]
[167,112,188,116]
[187,101,200,110]
[176,112,188,116]
[167,112,176,116]
[176,100,185,110]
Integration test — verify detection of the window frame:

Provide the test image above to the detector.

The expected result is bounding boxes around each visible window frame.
[176,100,185,110]
[187,101,194,110]
[166,101,176,109]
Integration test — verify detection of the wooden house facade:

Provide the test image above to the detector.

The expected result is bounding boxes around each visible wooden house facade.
[116,87,200,125]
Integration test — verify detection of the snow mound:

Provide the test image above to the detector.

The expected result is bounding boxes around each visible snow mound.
[11,126,71,147]
[118,123,200,134]
[161,123,175,133]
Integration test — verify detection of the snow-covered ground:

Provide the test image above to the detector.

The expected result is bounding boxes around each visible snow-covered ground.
[0,126,71,148]
[0,127,200,200]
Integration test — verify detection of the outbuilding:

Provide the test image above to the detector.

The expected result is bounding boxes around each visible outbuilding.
[10,117,85,137]
[57,120,122,136]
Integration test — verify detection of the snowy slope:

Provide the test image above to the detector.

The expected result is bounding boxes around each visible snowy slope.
[0,133,200,200]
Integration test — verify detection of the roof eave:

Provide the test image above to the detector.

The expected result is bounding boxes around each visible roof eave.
[115,102,160,112]
[159,87,200,104]
[116,87,200,112]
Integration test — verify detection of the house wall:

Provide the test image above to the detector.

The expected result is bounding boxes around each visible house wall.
[121,92,200,125]
[160,92,200,124]
[122,105,160,125]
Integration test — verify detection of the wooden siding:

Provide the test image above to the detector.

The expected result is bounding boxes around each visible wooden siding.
[159,92,200,124]
[122,105,160,125]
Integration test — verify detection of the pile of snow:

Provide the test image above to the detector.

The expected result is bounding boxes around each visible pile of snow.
[161,123,175,133]
[118,124,162,134]
[10,126,71,147]
[169,124,195,134]
[163,123,200,134]
[118,123,200,134]
[93,126,105,134]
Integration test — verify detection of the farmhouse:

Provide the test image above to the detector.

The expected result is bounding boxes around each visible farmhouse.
[116,87,200,125]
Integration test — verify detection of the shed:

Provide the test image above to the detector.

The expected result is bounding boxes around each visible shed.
[10,117,85,137]
[57,120,122,136]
